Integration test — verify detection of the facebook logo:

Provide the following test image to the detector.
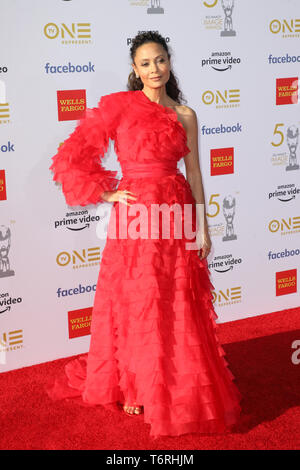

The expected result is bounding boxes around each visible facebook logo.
[201,123,242,135]
[45,61,95,74]
[1,141,14,152]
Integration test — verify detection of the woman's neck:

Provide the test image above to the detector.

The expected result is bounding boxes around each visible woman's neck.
[141,85,169,106]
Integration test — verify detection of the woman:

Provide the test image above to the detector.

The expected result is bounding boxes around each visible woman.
[48,31,242,438]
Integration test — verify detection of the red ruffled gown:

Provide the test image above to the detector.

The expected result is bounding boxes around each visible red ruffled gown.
[48,89,242,438]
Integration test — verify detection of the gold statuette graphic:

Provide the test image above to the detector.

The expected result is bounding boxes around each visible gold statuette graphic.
[0,226,15,278]
[286,125,299,171]
[222,195,237,241]
[221,0,236,37]
[147,0,164,14]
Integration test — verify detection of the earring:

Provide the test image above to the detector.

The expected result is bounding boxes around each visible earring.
[136,74,139,79]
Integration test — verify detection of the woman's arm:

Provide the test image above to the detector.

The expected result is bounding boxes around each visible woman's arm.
[49,92,130,207]
[182,107,212,259]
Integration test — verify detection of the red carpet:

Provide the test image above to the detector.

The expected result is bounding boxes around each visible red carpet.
[0,307,299,450]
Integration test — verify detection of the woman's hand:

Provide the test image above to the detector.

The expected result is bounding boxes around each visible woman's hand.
[196,227,212,260]
[101,189,138,206]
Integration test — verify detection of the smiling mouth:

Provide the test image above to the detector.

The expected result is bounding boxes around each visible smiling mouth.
[151,76,161,80]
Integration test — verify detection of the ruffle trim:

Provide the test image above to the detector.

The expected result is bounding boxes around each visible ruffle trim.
[119,90,191,163]
[49,90,192,207]
[45,252,242,439]
[49,95,121,207]
[136,90,191,159]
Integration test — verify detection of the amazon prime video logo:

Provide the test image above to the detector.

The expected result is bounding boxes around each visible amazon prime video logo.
[202,51,241,71]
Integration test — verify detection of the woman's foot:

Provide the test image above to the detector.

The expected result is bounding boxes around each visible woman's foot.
[123,402,143,415]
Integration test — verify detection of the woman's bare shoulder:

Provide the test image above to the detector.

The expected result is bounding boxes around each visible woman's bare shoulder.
[176,102,196,116]
[172,103,198,133]
[168,97,196,117]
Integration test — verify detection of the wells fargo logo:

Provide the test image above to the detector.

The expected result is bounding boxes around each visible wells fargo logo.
[276,77,298,106]
[268,216,300,235]
[202,89,240,108]
[0,101,10,123]
[0,170,7,201]
[269,19,300,37]
[276,269,297,296]
[68,307,92,339]
[0,329,23,352]
[57,89,86,121]
[43,23,92,44]
[212,286,242,306]
[56,246,101,269]
[210,147,234,175]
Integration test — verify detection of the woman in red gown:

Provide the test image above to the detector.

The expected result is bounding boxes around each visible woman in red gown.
[48,31,242,438]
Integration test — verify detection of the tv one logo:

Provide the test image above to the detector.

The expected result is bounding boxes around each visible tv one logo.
[269,19,300,35]
[202,89,240,108]
[203,0,219,6]
[212,286,242,306]
[0,329,23,352]
[268,216,300,234]
[56,247,101,268]
[0,102,10,123]
[43,23,91,40]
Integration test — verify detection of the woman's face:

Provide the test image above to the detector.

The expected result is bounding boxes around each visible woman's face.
[132,42,170,90]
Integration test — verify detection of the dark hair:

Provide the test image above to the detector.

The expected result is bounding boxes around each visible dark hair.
[127,31,186,105]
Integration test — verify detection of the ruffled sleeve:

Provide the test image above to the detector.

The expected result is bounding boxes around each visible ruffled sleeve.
[49,93,123,207]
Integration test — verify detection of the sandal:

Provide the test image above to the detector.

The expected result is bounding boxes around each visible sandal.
[123,402,143,416]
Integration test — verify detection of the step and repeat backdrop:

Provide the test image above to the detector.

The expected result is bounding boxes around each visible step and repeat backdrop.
[0,0,299,372]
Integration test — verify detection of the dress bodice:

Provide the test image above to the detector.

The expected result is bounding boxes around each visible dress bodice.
[49,90,191,206]
[114,90,190,164]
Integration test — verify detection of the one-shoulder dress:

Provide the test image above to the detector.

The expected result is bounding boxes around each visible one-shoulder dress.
[48,89,242,438]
